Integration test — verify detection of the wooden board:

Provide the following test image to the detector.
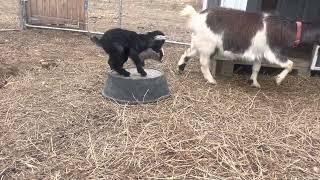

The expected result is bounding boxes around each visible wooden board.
[27,0,86,29]
[213,54,313,77]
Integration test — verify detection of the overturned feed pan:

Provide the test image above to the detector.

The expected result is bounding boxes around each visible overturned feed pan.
[102,68,171,104]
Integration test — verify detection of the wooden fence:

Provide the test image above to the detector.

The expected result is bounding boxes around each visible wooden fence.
[26,0,87,29]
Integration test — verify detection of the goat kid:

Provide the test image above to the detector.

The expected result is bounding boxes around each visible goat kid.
[178,5,320,87]
[91,28,166,77]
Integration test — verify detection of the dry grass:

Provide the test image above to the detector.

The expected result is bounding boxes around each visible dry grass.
[1,0,320,179]
[0,0,19,30]
[1,29,320,179]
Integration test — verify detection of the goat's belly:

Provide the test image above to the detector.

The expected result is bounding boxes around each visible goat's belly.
[192,34,223,55]
[220,51,240,60]
[220,51,251,61]
[220,50,262,62]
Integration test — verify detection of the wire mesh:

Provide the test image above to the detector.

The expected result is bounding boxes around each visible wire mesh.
[121,0,201,43]
[0,0,202,44]
[0,0,20,30]
[88,0,202,43]
[88,0,121,33]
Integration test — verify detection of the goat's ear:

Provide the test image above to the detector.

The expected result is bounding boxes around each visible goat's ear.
[154,35,166,41]
[90,36,102,47]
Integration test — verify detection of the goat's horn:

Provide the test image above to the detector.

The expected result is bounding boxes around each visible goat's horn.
[155,35,166,40]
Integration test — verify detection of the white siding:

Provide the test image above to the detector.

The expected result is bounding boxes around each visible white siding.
[220,0,248,11]
[202,0,208,10]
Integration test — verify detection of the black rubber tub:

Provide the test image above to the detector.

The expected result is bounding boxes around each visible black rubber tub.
[102,68,171,104]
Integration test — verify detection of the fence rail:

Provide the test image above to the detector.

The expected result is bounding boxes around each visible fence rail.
[1,0,203,45]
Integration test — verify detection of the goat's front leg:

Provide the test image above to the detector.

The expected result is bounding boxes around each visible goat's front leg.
[178,45,198,72]
[141,60,145,67]
[129,49,147,76]
[113,67,131,77]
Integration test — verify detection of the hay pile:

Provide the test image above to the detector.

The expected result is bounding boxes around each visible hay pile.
[1,30,320,179]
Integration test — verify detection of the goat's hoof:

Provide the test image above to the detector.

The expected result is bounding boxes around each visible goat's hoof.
[178,64,186,72]
[140,71,147,77]
[251,82,261,88]
[208,80,217,85]
[249,79,261,88]
[178,70,184,75]
[123,72,131,77]
[275,76,283,85]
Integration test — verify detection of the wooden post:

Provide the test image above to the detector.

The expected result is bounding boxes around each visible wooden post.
[206,0,221,76]
[218,60,234,77]
[18,0,25,30]
[118,0,123,28]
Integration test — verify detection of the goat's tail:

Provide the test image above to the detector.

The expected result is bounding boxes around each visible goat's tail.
[90,36,102,47]
[181,5,198,18]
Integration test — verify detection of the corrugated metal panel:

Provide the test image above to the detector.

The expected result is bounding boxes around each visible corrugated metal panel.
[221,0,248,10]
[204,0,221,9]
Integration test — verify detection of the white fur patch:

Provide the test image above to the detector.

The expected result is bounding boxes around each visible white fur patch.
[155,35,166,40]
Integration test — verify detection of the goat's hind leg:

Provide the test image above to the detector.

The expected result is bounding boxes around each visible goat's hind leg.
[178,45,198,72]
[249,61,262,88]
[109,53,131,77]
[276,59,293,85]
[264,51,293,85]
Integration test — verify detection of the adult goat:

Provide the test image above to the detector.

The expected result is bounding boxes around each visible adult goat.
[178,5,320,87]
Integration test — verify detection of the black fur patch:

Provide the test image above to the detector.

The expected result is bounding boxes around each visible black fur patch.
[179,64,187,71]
[184,56,191,62]
[204,8,264,53]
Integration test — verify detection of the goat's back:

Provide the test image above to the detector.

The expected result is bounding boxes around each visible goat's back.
[200,7,296,52]
[203,8,264,52]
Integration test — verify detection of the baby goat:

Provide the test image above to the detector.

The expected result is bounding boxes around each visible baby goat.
[179,5,320,87]
[91,28,166,77]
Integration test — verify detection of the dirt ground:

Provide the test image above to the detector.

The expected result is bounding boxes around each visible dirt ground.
[0,0,20,30]
[1,28,320,179]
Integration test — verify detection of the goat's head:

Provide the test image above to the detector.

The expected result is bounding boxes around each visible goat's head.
[146,30,166,62]
[139,48,164,65]
[90,35,102,47]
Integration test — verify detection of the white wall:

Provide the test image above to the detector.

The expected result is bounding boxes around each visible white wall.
[220,0,248,11]
[202,0,208,10]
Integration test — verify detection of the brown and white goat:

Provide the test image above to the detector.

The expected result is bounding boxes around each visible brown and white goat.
[178,5,320,87]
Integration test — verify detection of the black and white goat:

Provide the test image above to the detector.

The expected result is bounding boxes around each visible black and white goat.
[178,5,320,87]
[91,28,166,77]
